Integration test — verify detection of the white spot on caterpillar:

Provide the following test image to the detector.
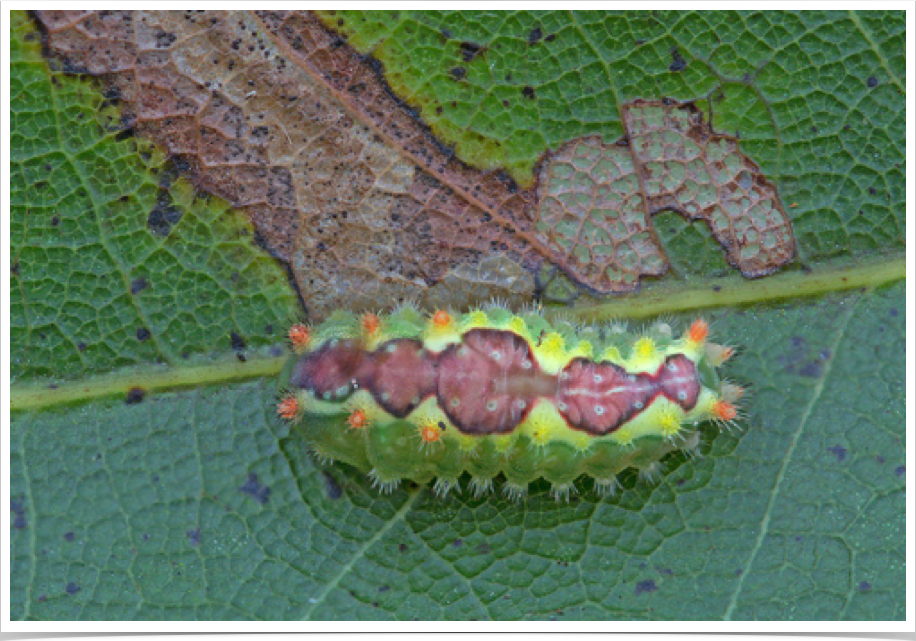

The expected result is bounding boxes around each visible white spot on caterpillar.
[593,374,603,383]
[487,400,498,412]
[634,401,644,410]
[594,406,605,415]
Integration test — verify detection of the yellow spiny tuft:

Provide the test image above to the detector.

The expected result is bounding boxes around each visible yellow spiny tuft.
[633,336,656,361]
[522,403,557,452]
[461,309,489,331]
[569,339,594,359]
[542,331,565,354]
[530,425,552,451]
[505,315,530,340]
[571,431,593,455]
[534,331,569,373]
[612,426,635,448]
[454,432,479,456]
[492,434,516,456]
[627,335,664,372]
[657,406,683,439]
[602,344,624,364]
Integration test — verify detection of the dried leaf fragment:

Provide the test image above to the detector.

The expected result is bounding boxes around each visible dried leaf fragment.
[623,99,795,277]
[33,11,795,318]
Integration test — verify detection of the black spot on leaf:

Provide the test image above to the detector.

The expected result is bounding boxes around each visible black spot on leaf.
[65,582,81,595]
[10,499,27,529]
[230,331,246,351]
[130,277,149,294]
[798,360,823,378]
[867,76,879,88]
[669,48,687,72]
[459,41,484,62]
[126,387,146,404]
[136,327,151,342]
[147,191,183,237]
[239,473,270,505]
[827,445,847,462]
[635,579,657,595]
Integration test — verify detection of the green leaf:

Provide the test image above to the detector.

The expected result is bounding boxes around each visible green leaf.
[324,10,905,282]
[9,11,299,383]
[9,11,905,621]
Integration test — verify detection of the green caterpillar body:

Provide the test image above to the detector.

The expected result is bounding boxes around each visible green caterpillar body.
[278,304,742,500]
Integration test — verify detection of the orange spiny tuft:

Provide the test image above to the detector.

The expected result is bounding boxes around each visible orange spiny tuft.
[418,422,443,444]
[712,400,737,421]
[277,395,301,421]
[288,323,311,353]
[362,313,381,337]
[347,408,370,431]
[688,319,709,344]
[432,310,452,329]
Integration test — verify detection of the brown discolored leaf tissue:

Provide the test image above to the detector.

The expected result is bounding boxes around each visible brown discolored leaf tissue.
[35,10,795,318]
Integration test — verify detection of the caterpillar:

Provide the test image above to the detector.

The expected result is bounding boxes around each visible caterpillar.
[277,303,743,501]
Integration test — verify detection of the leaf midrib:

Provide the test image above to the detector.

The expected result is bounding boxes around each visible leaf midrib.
[9,255,905,412]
